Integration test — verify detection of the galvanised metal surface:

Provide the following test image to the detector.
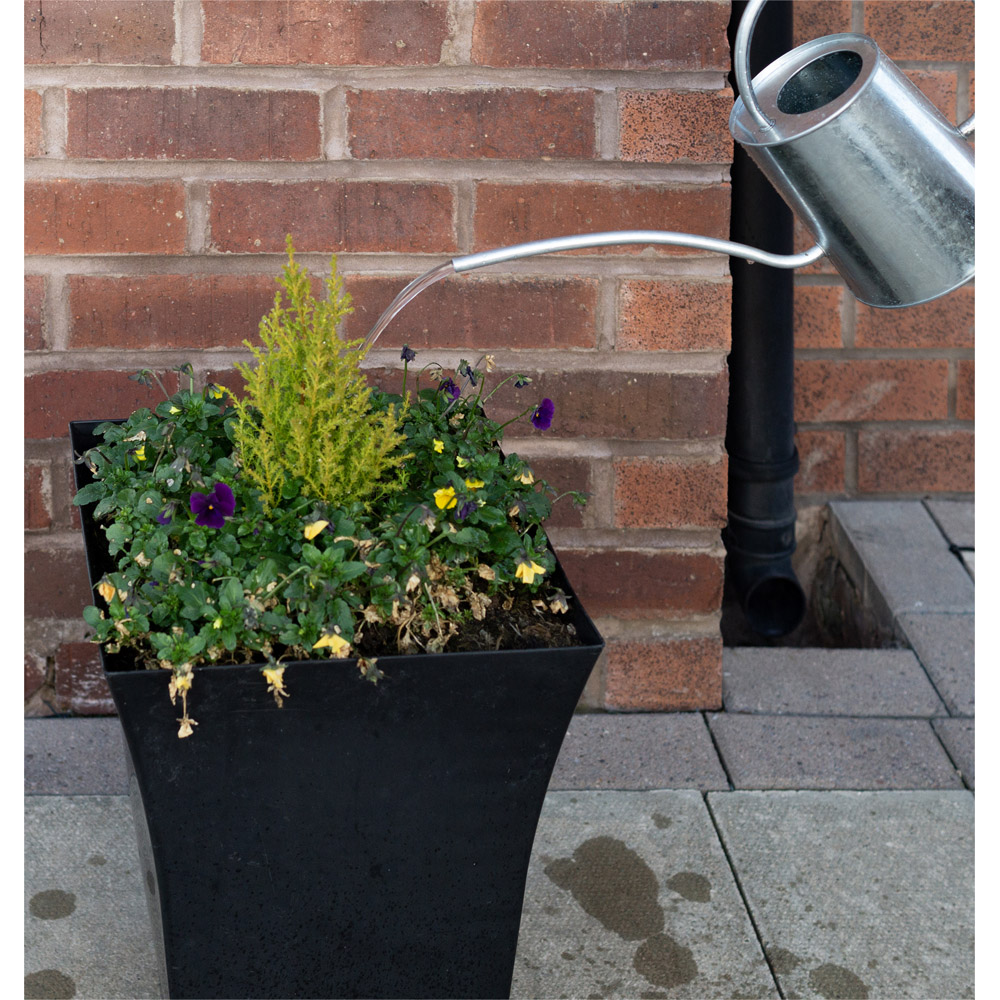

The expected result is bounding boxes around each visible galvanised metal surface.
[731,29,975,308]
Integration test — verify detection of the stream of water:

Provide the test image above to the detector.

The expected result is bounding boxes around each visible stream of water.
[363,260,455,351]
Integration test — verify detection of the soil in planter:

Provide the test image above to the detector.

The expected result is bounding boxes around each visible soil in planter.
[355,586,585,656]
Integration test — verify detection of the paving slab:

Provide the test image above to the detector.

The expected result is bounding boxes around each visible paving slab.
[550,713,729,791]
[829,501,974,621]
[722,648,945,717]
[25,718,127,796]
[707,714,964,790]
[932,717,975,789]
[512,790,778,999]
[25,796,159,1000]
[707,790,974,1000]
[923,499,975,550]
[897,612,975,717]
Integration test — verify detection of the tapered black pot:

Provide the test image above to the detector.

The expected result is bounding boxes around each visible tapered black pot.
[71,420,604,1000]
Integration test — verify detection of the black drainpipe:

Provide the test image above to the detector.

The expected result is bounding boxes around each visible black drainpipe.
[722,0,806,637]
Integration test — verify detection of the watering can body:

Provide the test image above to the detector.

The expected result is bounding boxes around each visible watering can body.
[730,33,974,309]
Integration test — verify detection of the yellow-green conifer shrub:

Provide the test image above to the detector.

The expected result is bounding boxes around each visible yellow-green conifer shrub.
[231,238,409,510]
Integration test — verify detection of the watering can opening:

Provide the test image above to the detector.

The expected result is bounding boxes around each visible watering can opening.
[730,32,975,309]
[775,48,863,116]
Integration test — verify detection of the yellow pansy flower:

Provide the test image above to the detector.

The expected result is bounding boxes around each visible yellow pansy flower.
[456,456,469,468]
[433,439,444,453]
[515,559,546,585]
[434,486,458,510]
[515,470,534,485]
[168,405,181,415]
[464,477,485,490]
[263,665,289,706]
[135,445,146,461]
[97,580,116,603]
[303,519,329,540]
[313,632,352,658]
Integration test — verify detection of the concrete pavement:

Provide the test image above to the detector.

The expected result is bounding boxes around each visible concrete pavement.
[25,500,975,998]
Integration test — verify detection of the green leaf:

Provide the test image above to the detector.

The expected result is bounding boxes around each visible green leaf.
[336,561,368,583]
[105,522,128,554]
[72,482,106,506]
[82,605,103,628]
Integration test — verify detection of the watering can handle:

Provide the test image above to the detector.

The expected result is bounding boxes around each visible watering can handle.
[958,113,975,138]
[734,0,775,133]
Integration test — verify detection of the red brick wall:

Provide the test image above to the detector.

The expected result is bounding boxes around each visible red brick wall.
[790,1,975,499]
[24,1,974,717]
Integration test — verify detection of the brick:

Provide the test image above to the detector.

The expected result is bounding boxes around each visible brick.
[67,88,321,161]
[25,89,43,156]
[68,274,279,349]
[618,89,733,164]
[25,180,186,255]
[471,0,731,71]
[794,359,948,422]
[617,279,730,351]
[793,0,850,45]
[956,360,974,421]
[25,274,45,350]
[864,1,974,63]
[25,546,92,619]
[54,642,115,715]
[904,69,958,122]
[208,180,455,254]
[25,0,175,64]
[793,285,842,349]
[344,274,598,349]
[794,430,846,494]
[348,87,595,160]
[858,428,974,493]
[25,369,180,439]
[201,0,449,66]
[473,182,729,254]
[25,652,47,703]
[25,460,53,530]
[603,637,722,711]
[493,369,730,441]
[558,549,724,618]
[855,286,974,349]
[613,457,727,529]
[365,365,729,441]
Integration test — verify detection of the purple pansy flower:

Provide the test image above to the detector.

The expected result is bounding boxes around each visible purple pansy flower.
[401,345,416,363]
[457,500,477,521]
[531,398,555,430]
[439,378,461,400]
[190,482,235,529]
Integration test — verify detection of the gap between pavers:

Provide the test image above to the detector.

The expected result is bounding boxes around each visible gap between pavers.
[707,790,974,1000]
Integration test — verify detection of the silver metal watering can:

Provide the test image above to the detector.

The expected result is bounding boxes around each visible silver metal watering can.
[367,0,975,344]
[730,2,975,308]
